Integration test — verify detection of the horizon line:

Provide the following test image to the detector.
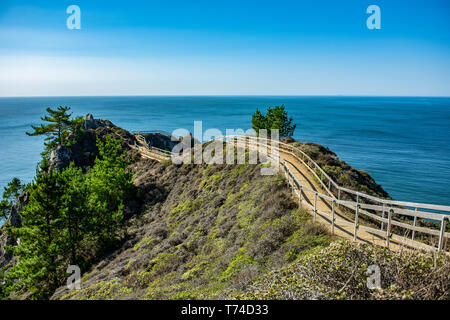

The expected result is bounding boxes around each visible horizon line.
[1,94,450,98]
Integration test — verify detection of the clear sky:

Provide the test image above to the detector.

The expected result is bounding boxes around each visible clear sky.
[0,0,449,96]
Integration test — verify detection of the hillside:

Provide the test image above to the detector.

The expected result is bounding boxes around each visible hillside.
[1,115,449,300]
[52,158,449,300]
[52,158,330,299]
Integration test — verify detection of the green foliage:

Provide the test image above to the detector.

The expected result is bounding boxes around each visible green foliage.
[3,135,133,299]
[26,106,74,155]
[233,241,450,300]
[251,109,267,135]
[5,170,67,298]
[0,200,10,221]
[87,136,133,247]
[70,278,133,300]
[0,177,23,220]
[66,116,85,147]
[59,164,90,265]
[219,249,257,281]
[59,163,332,300]
[251,105,296,137]
[3,178,22,201]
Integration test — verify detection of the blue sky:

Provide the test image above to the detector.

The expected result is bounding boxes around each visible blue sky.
[0,0,449,96]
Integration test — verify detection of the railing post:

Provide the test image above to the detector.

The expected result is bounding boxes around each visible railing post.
[290,172,294,194]
[314,192,318,222]
[318,168,324,189]
[386,209,393,248]
[298,186,302,208]
[412,208,418,241]
[354,204,360,241]
[381,203,385,231]
[331,200,336,235]
[283,160,288,183]
[438,216,447,253]
[337,189,341,210]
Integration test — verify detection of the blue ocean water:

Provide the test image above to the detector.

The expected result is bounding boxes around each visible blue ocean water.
[0,96,449,207]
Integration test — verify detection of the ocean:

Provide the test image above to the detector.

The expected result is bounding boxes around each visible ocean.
[0,96,449,209]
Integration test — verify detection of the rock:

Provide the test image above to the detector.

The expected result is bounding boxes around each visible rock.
[48,145,72,171]
[141,133,180,151]
[181,133,201,148]
[9,192,28,229]
[66,115,136,169]
[83,113,97,130]
[0,191,29,269]
[281,137,295,144]
[82,114,115,131]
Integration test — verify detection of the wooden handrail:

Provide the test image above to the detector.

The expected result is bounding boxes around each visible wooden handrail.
[133,132,449,253]
[226,135,449,253]
[229,135,450,213]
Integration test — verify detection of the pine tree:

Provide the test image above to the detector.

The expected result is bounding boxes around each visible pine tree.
[60,164,89,267]
[251,105,296,138]
[0,177,22,220]
[266,105,296,137]
[87,136,133,249]
[3,133,134,298]
[26,106,73,154]
[6,170,66,298]
[251,109,267,136]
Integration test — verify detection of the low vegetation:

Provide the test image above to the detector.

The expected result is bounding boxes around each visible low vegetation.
[233,241,450,300]
[54,162,332,300]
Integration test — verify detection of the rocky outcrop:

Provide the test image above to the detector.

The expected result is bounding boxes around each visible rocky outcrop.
[0,191,29,270]
[82,113,113,130]
[48,114,139,171]
[140,133,179,151]
[48,145,72,171]
[182,133,201,148]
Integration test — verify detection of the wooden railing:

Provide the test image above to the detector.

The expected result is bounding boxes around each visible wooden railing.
[224,135,450,253]
[133,132,449,253]
[134,134,175,157]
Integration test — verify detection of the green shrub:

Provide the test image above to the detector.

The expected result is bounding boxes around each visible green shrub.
[233,241,450,300]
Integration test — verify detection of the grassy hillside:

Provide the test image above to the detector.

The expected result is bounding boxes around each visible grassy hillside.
[53,157,449,300]
[53,159,332,299]
[234,241,449,300]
